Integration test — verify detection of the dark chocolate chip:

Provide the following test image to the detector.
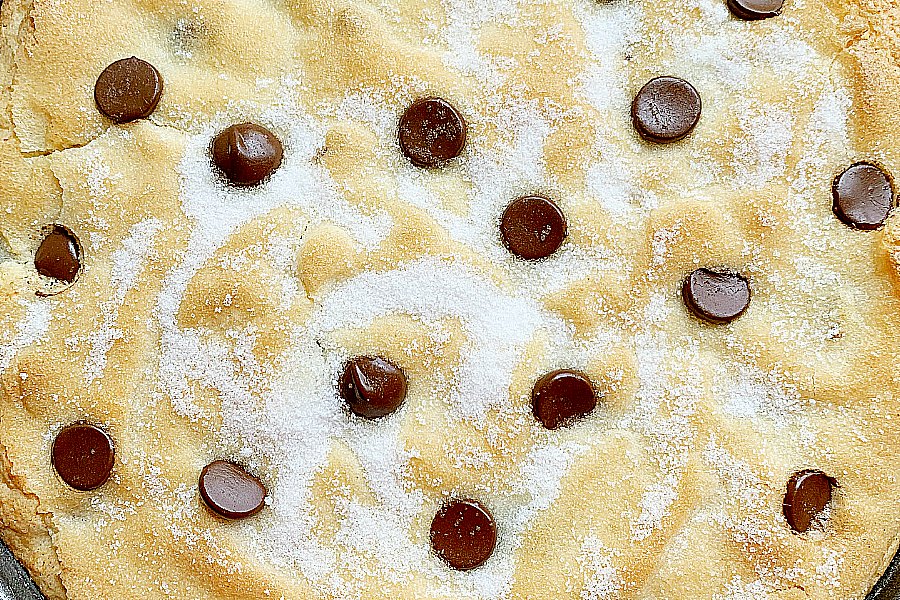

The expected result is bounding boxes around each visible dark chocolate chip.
[500,196,567,260]
[832,163,895,230]
[682,268,751,324]
[199,460,267,520]
[211,123,284,186]
[34,226,80,283]
[783,469,836,533]
[727,0,784,20]
[632,77,702,143]
[532,370,597,430]
[51,423,115,491]
[94,57,163,123]
[430,499,497,571]
[398,97,466,168]
[339,356,408,419]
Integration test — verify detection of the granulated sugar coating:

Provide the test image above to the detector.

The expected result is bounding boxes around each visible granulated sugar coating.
[1,0,900,598]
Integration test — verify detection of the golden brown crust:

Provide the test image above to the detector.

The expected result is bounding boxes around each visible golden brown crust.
[1,0,899,598]
[849,1,900,286]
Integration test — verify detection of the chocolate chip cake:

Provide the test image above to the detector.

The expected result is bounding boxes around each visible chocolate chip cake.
[1,0,900,598]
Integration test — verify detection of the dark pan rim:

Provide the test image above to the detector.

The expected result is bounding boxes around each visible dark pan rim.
[869,537,900,600]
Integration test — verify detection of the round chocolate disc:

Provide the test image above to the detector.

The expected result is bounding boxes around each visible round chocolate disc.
[339,356,408,419]
[632,77,702,143]
[727,0,785,20]
[94,57,163,123]
[832,163,895,230]
[398,97,467,168]
[34,226,81,283]
[211,123,284,186]
[783,469,836,533]
[430,499,497,571]
[51,423,115,491]
[532,370,597,430]
[199,460,267,520]
[500,195,568,260]
[682,268,751,324]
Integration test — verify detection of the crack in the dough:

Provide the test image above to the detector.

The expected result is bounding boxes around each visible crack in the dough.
[19,120,197,162]
[0,422,67,599]
[19,142,90,159]
[296,221,317,306]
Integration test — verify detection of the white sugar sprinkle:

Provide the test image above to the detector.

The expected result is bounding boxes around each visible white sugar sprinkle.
[85,218,162,384]
[0,0,871,596]
[312,258,570,421]
[0,300,52,372]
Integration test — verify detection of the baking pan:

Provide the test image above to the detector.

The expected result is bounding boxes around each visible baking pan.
[0,541,42,600]
[870,546,900,600]
[1,535,899,599]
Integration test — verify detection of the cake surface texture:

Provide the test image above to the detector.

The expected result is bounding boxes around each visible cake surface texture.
[2,0,900,598]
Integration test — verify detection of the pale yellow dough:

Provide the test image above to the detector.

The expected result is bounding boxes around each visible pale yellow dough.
[1,0,900,598]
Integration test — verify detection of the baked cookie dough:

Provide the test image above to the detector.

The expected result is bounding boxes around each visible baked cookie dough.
[1,0,900,598]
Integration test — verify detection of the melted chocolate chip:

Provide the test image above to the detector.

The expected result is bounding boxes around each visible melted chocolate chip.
[34,226,81,283]
[682,268,751,324]
[398,97,467,168]
[199,460,267,520]
[632,77,702,143]
[532,370,597,430]
[783,470,836,533]
[430,499,497,571]
[500,196,567,260]
[339,356,408,419]
[211,123,283,186]
[832,163,895,230]
[51,423,115,491]
[727,0,784,20]
[94,57,163,123]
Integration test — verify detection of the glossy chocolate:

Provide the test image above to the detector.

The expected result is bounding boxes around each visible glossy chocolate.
[199,460,267,520]
[500,195,567,260]
[532,370,597,430]
[94,57,163,123]
[783,470,836,533]
[52,423,115,491]
[34,226,80,283]
[339,356,408,419]
[430,499,497,571]
[632,77,702,143]
[211,123,283,186]
[727,0,784,20]
[682,268,751,324]
[398,97,467,168]
[832,163,895,230]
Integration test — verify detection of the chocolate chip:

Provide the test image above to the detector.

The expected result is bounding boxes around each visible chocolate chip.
[682,268,751,324]
[500,196,567,260]
[211,123,284,186]
[94,57,163,123]
[632,77,702,143]
[34,226,81,283]
[727,0,784,20]
[532,370,597,430]
[339,356,408,419]
[51,423,115,491]
[783,469,836,533]
[430,499,497,571]
[832,163,895,230]
[199,460,267,520]
[398,97,467,168]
